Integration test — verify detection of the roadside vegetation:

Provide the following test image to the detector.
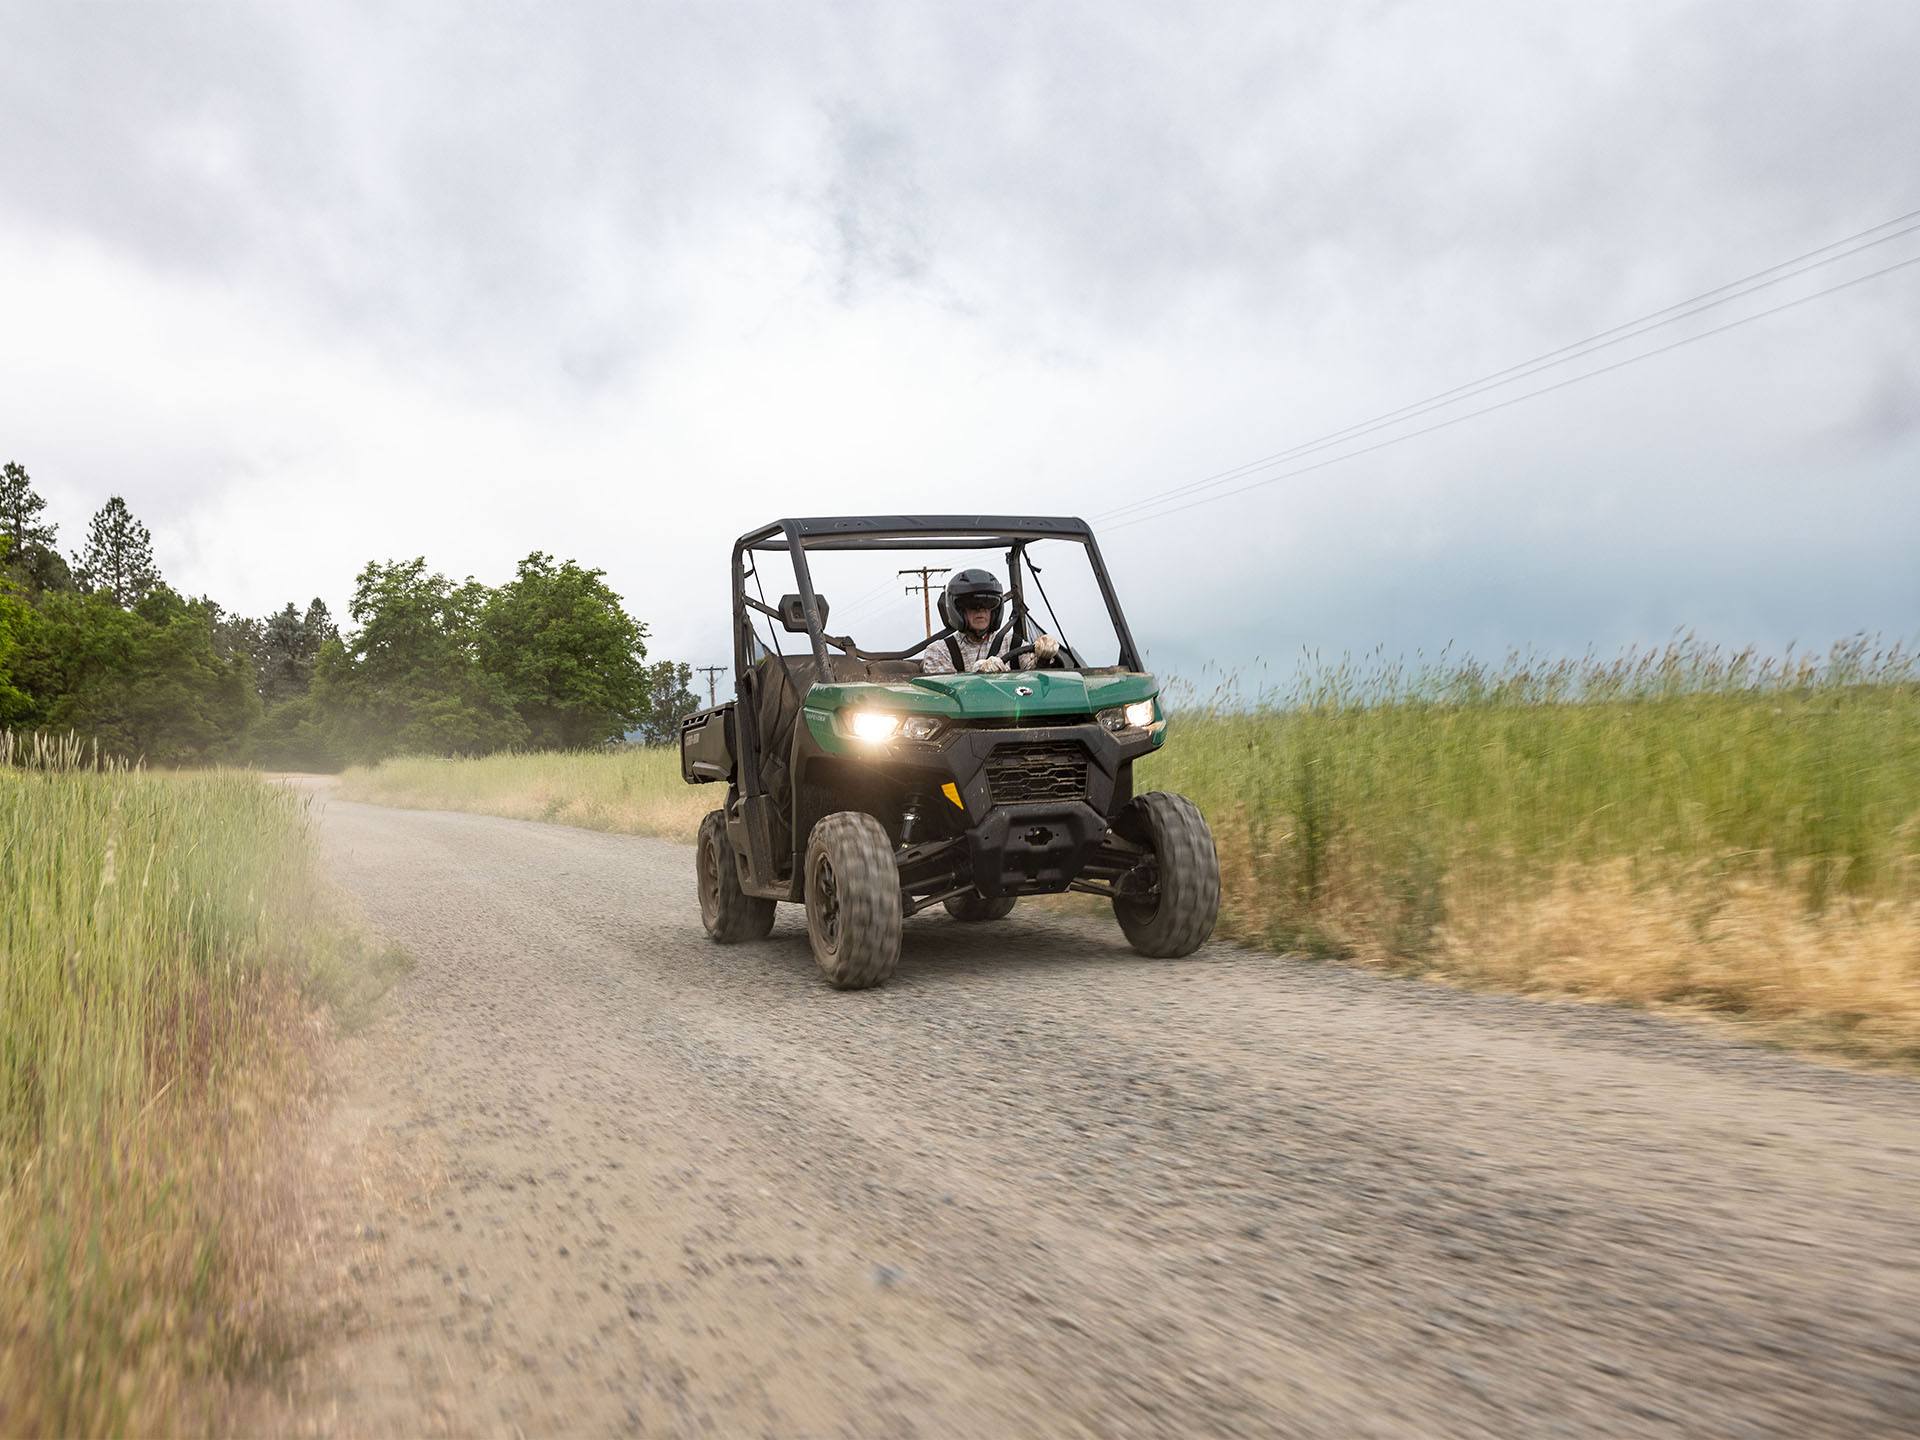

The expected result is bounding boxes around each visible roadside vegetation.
[341,638,1920,1062]
[1,458,701,771]
[1146,638,1920,1061]
[0,734,404,1435]
[339,744,707,840]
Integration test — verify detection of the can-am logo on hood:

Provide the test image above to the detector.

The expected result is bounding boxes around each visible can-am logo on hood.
[1015,685,1033,696]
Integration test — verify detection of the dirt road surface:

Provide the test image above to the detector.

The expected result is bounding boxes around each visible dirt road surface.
[297,790,1920,1438]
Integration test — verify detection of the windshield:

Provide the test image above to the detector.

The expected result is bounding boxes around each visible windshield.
[748,537,1133,670]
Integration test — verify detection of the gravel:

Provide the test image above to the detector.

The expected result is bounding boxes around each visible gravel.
[299,789,1920,1439]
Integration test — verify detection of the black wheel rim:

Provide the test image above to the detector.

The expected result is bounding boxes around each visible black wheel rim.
[813,853,840,952]
[699,838,720,921]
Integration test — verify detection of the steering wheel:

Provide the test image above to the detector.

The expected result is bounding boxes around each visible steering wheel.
[1000,639,1076,671]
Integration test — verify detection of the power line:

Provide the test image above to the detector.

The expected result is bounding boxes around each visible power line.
[1098,207,1920,524]
[1105,251,1920,534]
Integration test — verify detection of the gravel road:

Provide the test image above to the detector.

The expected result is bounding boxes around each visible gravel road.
[301,790,1920,1438]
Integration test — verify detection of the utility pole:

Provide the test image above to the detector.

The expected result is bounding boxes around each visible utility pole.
[695,665,728,706]
[898,566,950,637]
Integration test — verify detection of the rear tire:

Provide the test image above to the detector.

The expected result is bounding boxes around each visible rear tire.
[697,810,775,943]
[1112,792,1220,958]
[944,893,1018,923]
[804,812,902,989]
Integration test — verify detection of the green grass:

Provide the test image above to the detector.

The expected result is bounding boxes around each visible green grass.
[1147,641,1920,924]
[0,733,400,1435]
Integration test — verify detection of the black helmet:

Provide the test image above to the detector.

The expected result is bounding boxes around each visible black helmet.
[938,568,1005,633]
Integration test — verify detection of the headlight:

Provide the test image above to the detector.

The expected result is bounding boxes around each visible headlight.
[1097,698,1159,733]
[839,711,943,744]
[846,711,900,743]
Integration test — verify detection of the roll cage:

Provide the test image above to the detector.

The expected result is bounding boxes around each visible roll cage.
[727,515,1144,817]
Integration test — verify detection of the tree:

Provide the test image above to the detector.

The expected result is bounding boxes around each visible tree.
[0,560,32,724]
[313,558,525,760]
[476,552,651,748]
[0,461,73,595]
[76,495,160,608]
[257,601,317,705]
[628,660,701,745]
[7,586,258,763]
[302,597,338,650]
[1,461,55,551]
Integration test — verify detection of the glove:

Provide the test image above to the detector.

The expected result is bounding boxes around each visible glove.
[971,656,1010,674]
[1033,633,1060,662]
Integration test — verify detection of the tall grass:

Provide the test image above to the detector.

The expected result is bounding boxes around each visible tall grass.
[1143,638,1920,1058]
[338,745,708,840]
[0,733,389,1434]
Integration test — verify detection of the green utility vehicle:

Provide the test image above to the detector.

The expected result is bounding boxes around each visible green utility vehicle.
[679,515,1220,988]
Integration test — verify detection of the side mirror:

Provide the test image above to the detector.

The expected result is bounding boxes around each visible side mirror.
[777,593,829,633]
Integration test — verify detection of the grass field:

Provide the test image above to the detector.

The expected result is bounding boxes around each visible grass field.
[339,640,1920,1061]
[0,735,400,1435]
[1144,641,1920,1060]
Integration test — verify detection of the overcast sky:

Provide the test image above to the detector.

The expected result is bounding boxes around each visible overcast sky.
[3,0,1916,686]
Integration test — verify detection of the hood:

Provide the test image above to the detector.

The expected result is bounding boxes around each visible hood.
[810,668,1157,723]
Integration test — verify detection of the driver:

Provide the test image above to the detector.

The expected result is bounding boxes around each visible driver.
[922,569,1060,675]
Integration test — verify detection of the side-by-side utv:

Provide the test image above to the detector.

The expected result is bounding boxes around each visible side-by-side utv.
[678,515,1220,988]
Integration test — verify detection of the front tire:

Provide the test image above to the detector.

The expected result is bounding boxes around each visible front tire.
[804,812,902,989]
[698,810,776,943]
[944,893,1017,923]
[1112,792,1220,958]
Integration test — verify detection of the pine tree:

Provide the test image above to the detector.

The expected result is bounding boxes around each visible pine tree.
[302,597,338,650]
[76,496,161,608]
[0,461,56,551]
[257,602,309,704]
[0,460,74,593]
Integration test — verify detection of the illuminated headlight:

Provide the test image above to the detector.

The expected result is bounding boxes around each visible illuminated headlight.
[839,711,943,744]
[846,710,900,743]
[1097,698,1159,733]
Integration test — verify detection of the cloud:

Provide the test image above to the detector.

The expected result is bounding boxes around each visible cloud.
[1,0,1916,682]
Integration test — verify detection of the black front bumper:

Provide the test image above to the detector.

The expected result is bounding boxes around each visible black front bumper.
[887,719,1155,897]
[964,801,1111,896]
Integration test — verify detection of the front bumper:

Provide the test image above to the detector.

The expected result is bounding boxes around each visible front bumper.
[881,719,1159,896]
[964,801,1111,896]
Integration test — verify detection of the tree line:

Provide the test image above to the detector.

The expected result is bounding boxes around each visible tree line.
[0,461,699,767]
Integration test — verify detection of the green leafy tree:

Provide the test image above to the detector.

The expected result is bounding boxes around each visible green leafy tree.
[314,559,525,760]
[0,556,32,723]
[0,461,73,595]
[629,660,701,745]
[7,586,258,762]
[248,598,344,767]
[207,603,263,670]
[76,495,161,608]
[476,552,651,748]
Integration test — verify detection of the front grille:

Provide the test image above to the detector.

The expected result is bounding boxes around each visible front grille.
[986,742,1089,804]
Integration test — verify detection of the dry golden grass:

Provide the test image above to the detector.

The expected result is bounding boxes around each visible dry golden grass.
[1199,808,1920,1061]
[1436,863,1920,1058]
[337,746,708,842]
